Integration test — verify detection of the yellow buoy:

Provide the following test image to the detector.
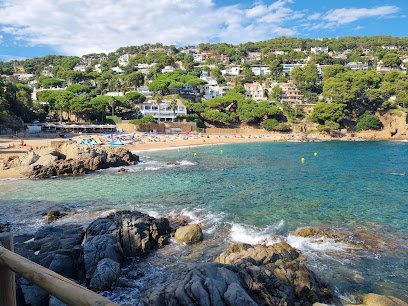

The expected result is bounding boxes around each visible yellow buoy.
[301,157,305,162]
[314,152,317,156]
[220,150,223,153]
[194,153,197,157]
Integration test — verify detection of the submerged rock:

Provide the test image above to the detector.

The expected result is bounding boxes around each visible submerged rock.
[147,242,338,306]
[44,210,66,223]
[363,293,408,306]
[174,224,203,244]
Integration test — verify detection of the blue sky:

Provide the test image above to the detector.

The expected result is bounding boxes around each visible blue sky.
[0,0,406,61]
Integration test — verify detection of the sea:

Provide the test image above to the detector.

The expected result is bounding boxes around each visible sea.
[0,140,407,304]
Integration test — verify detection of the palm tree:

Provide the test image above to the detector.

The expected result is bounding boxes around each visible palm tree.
[153,95,163,123]
[170,98,178,122]
[108,97,117,117]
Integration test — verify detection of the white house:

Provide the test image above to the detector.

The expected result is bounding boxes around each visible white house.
[293,48,302,52]
[118,54,130,66]
[41,65,53,76]
[73,64,87,72]
[382,45,398,50]
[137,63,156,75]
[346,62,369,71]
[221,66,241,76]
[111,66,124,73]
[94,64,102,73]
[274,50,287,55]
[282,64,304,73]
[193,54,204,62]
[251,65,270,76]
[202,77,232,100]
[140,100,187,122]
[136,86,154,98]
[310,46,329,54]
[162,66,175,74]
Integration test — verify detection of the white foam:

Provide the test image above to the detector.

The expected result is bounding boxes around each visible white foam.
[286,234,349,253]
[229,221,285,245]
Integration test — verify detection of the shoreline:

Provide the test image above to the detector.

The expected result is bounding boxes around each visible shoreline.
[1,131,407,179]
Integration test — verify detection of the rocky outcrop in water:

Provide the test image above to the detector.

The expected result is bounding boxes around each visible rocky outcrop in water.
[146,242,338,306]
[363,293,408,306]
[1,143,139,178]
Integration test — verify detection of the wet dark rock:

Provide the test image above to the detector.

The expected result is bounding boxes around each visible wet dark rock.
[89,258,121,292]
[83,211,172,291]
[117,167,127,172]
[146,242,338,306]
[0,221,11,233]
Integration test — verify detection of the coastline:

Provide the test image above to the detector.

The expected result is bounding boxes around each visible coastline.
[0,130,407,179]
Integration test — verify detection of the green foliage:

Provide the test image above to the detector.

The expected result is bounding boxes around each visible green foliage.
[202,109,231,123]
[66,84,90,94]
[379,100,397,110]
[262,118,279,131]
[41,78,63,89]
[309,102,347,125]
[354,111,381,131]
[176,113,205,128]
[168,81,185,89]
[316,121,340,132]
[106,115,122,124]
[270,85,282,101]
[187,78,207,88]
[382,53,402,67]
[129,114,157,125]
[125,91,146,105]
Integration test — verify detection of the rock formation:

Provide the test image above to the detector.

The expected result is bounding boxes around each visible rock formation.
[1,143,139,178]
[146,242,338,306]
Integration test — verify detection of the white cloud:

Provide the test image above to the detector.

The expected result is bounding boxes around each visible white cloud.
[308,13,321,20]
[323,6,399,25]
[0,54,26,61]
[0,0,302,56]
[0,34,2,43]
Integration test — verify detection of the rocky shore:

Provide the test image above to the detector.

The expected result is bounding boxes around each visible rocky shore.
[0,143,139,179]
[3,211,406,306]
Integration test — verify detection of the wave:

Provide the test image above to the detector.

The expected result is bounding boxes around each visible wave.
[229,220,285,245]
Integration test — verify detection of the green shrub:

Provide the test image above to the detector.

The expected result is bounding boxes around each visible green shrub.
[354,112,381,131]
[317,120,340,132]
[106,115,122,124]
[262,119,279,131]
[129,115,157,125]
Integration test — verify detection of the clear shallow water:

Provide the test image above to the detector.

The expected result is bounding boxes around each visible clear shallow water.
[1,141,408,303]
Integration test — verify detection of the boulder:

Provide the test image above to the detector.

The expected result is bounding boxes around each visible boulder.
[363,293,408,306]
[44,210,66,223]
[83,234,124,280]
[174,224,203,244]
[89,258,121,292]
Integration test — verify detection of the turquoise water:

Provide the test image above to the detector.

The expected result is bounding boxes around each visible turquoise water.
[1,141,408,302]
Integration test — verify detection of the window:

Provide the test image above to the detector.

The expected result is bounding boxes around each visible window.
[152,106,158,110]
[145,106,151,110]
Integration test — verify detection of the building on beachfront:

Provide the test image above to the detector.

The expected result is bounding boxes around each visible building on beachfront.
[193,54,204,62]
[346,62,369,71]
[73,64,87,72]
[278,83,304,105]
[244,82,265,102]
[140,100,187,122]
[310,46,329,54]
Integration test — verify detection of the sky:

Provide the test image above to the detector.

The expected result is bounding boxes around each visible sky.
[0,0,407,61]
